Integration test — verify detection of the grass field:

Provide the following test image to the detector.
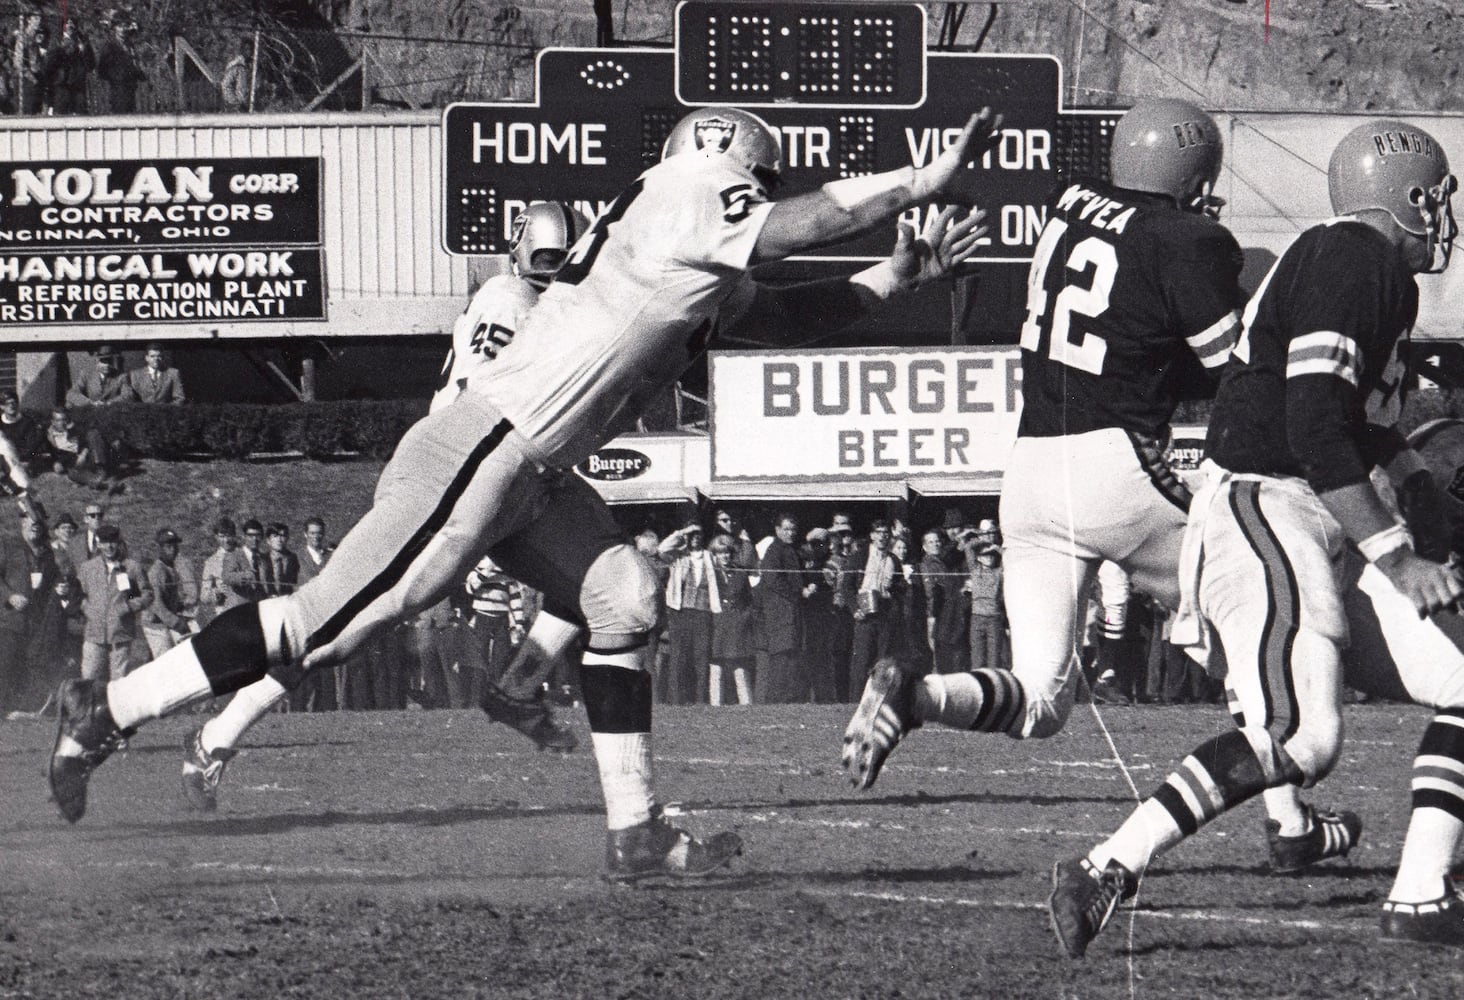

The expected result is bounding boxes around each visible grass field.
[4,701,1463,999]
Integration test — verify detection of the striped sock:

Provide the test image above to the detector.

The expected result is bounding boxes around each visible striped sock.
[1392,712,1464,903]
[1093,729,1271,875]
[915,669,1025,734]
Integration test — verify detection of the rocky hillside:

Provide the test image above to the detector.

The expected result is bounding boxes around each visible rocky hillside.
[339,0,1461,112]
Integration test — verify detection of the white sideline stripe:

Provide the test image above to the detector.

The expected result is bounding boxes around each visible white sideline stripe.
[811,888,1359,933]
[737,813,1104,838]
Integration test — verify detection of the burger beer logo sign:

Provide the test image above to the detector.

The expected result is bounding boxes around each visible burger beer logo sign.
[578,448,651,482]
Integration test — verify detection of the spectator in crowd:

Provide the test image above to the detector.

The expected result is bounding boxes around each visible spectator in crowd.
[67,345,134,407]
[826,519,856,700]
[708,532,755,705]
[800,526,840,702]
[660,522,717,705]
[460,553,526,700]
[141,527,198,658]
[76,523,152,681]
[11,15,46,115]
[295,515,343,705]
[889,533,924,672]
[29,559,84,713]
[848,519,900,700]
[0,389,47,472]
[69,504,108,568]
[0,507,56,715]
[94,15,143,113]
[198,517,255,622]
[411,596,461,709]
[259,522,298,597]
[712,507,757,569]
[127,343,186,404]
[41,20,91,114]
[754,512,805,703]
[45,406,117,492]
[219,38,250,112]
[635,528,673,703]
[919,527,967,675]
[49,511,77,578]
[237,518,265,585]
[965,535,1009,673]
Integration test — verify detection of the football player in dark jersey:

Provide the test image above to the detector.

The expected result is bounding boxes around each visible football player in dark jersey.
[845,99,1244,755]
[1051,119,1464,955]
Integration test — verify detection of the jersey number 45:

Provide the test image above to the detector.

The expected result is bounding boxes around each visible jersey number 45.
[1018,219,1117,376]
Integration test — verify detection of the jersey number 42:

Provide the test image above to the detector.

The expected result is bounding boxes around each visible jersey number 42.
[1018,218,1117,376]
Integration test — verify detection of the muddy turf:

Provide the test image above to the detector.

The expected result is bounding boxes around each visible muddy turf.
[3,702,1462,999]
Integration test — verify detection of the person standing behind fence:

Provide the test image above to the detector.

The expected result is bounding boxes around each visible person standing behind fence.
[197,518,254,625]
[0,507,54,715]
[93,16,142,113]
[41,21,91,115]
[754,513,805,704]
[11,15,45,115]
[660,523,718,705]
[141,528,198,658]
[964,536,1008,673]
[127,344,186,404]
[707,532,754,705]
[77,524,151,682]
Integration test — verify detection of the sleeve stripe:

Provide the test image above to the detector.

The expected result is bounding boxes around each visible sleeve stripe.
[1286,331,1359,387]
[1186,310,1241,369]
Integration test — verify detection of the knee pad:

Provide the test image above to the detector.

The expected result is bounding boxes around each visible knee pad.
[580,543,660,647]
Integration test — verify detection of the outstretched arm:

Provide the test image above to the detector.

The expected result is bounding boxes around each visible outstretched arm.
[749,108,1001,266]
[733,204,989,340]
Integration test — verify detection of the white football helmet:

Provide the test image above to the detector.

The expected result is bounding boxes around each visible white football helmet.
[508,202,591,288]
[662,107,782,191]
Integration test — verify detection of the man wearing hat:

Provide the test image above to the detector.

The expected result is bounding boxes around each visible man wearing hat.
[142,527,200,658]
[66,345,136,407]
[76,523,153,681]
[658,520,718,704]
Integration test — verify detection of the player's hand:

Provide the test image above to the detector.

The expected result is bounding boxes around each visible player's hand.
[912,107,1003,203]
[1375,547,1464,617]
[889,205,989,287]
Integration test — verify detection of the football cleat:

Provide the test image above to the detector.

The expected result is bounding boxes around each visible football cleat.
[1381,880,1464,948]
[841,658,920,791]
[479,682,578,753]
[604,808,743,883]
[48,679,134,824]
[1049,856,1138,959]
[1266,805,1362,873]
[180,725,238,812]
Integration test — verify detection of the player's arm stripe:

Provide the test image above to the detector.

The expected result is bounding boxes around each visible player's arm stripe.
[1185,309,1241,369]
[306,418,515,652]
[1286,331,1360,387]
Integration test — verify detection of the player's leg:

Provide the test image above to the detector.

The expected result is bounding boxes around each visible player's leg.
[495,473,741,879]
[1051,477,1347,957]
[49,398,540,822]
[1343,560,1464,944]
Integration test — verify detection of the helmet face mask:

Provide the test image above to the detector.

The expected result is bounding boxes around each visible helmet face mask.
[662,107,783,193]
[509,202,591,288]
[1328,119,1456,273]
[1109,97,1224,217]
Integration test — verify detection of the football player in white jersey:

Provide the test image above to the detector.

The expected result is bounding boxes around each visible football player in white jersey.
[51,104,1001,881]
[1050,118,1464,955]
[176,202,592,813]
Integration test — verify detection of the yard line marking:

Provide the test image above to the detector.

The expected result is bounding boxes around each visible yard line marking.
[809,888,1362,933]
